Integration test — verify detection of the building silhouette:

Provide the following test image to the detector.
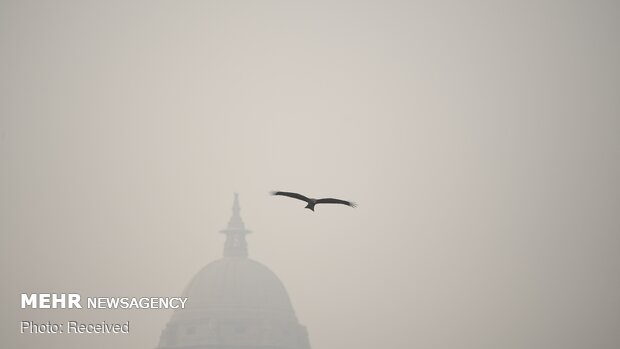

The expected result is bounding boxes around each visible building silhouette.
[157,194,311,349]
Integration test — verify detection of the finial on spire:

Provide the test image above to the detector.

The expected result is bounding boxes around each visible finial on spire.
[220,193,251,258]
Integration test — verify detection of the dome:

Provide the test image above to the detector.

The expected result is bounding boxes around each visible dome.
[157,194,310,349]
[173,257,296,321]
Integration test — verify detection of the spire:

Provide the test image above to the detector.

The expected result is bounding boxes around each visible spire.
[220,193,252,258]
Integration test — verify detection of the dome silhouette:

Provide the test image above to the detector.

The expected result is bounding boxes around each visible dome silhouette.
[177,258,295,316]
[157,194,311,349]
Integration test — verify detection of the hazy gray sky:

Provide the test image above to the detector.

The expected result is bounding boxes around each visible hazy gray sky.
[1,1,619,348]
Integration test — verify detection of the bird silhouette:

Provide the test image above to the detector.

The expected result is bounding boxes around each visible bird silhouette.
[271,191,357,211]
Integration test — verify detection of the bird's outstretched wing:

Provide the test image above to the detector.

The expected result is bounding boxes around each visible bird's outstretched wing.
[271,191,311,203]
[315,198,357,208]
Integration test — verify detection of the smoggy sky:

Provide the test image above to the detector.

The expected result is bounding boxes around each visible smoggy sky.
[1,1,619,348]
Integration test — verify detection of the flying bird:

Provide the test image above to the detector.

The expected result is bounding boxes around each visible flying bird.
[271,191,357,211]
